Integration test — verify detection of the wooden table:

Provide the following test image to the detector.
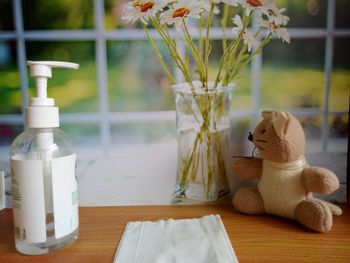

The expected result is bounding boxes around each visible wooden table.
[1,204,349,262]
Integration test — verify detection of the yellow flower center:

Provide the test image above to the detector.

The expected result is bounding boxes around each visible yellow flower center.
[247,0,263,7]
[172,7,190,18]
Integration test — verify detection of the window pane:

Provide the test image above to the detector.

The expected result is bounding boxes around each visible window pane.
[23,0,94,30]
[0,0,13,30]
[299,115,322,140]
[111,121,176,145]
[105,0,142,29]
[335,0,350,28]
[298,115,322,153]
[230,118,253,156]
[278,0,327,28]
[231,67,251,109]
[107,40,173,112]
[209,40,252,110]
[329,114,348,139]
[26,41,98,113]
[330,38,350,112]
[0,41,21,114]
[107,39,251,112]
[61,123,100,145]
[0,124,23,147]
[261,39,325,109]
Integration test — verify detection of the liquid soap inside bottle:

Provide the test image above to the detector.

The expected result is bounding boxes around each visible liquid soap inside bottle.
[11,128,79,255]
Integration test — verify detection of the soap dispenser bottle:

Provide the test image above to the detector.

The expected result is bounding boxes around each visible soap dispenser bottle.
[10,61,79,255]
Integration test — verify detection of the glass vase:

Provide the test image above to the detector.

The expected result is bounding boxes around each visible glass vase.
[172,81,234,203]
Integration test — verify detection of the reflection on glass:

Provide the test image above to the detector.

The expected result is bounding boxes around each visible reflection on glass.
[26,41,98,113]
[111,121,176,145]
[262,39,326,109]
[23,0,94,30]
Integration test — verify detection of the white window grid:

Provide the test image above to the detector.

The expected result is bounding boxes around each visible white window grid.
[0,0,349,156]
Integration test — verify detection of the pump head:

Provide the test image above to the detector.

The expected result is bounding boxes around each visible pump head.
[26,61,79,128]
[27,61,79,106]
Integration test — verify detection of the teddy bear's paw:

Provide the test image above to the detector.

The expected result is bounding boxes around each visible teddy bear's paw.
[232,158,263,180]
[302,167,339,195]
[295,200,333,233]
[232,187,265,214]
[318,200,343,216]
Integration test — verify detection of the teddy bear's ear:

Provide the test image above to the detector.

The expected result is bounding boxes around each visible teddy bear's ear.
[272,112,291,140]
[261,110,277,119]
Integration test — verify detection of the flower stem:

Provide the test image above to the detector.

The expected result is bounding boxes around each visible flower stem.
[180,132,200,188]
[143,25,176,84]
[198,17,204,60]
[214,13,253,87]
[151,18,195,89]
[205,3,215,89]
[221,4,229,53]
[229,32,272,82]
[182,21,206,86]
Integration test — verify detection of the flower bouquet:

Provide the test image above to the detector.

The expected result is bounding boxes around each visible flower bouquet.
[123,0,290,202]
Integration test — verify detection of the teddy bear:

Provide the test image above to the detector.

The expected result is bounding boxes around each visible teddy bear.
[232,110,342,232]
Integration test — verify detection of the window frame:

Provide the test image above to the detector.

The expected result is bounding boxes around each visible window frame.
[0,0,349,155]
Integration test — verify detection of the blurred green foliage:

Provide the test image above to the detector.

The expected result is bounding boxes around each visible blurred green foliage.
[23,0,94,30]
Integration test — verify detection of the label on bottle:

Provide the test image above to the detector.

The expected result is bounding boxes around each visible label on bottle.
[1,171,6,211]
[11,158,47,243]
[11,153,78,243]
[51,154,79,238]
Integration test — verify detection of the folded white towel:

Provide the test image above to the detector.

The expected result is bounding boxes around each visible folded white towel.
[114,214,238,263]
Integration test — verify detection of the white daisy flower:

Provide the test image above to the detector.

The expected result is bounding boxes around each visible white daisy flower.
[275,27,290,43]
[232,14,244,31]
[259,17,290,43]
[205,0,239,14]
[265,4,289,26]
[122,0,168,24]
[160,0,205,31]
[243,31,260,51]
[201,0,221,15]
[239,0,271,17]
[232,15,260,52]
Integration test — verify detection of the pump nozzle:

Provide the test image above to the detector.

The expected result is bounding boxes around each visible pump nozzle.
[26,61,79,128]
[27,61,79,106]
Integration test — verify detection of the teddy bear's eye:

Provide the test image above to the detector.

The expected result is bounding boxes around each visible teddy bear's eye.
[261,129,266,134]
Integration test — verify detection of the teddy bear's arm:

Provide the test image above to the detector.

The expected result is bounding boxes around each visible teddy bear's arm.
[301,167,339,195]
[233,157,263,180]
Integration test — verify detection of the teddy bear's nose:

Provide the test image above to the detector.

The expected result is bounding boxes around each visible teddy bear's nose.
[248,132,253,142]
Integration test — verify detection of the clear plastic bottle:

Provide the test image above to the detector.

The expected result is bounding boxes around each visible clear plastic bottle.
[11,128,79,255]
[10,61,79,255]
